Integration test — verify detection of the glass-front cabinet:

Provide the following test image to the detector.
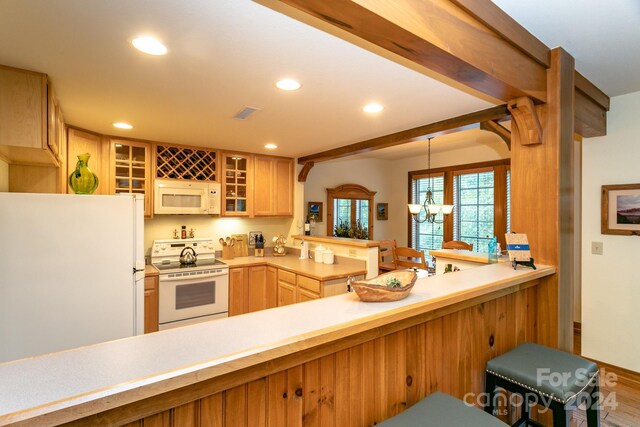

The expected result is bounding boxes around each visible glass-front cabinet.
[110,139,152,217]
[222,153,252,216]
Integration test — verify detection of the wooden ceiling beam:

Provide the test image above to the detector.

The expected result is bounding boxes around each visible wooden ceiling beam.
[277,0,547,103]
[297,105,508,165]
[480,120,511,150]
[275,0,609,137]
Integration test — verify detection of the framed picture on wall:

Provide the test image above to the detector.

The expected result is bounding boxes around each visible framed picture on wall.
[376,203,388,220]
[601,183,640,235]
[307,201,323,222]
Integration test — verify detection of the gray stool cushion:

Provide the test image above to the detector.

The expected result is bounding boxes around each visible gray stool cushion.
[486,342,598,404]
[378,392,509,426]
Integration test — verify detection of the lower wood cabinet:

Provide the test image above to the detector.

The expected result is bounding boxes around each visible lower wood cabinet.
[144,274,159,334]
[229,265,278,316]
[231,264,360,314]
[276,269,324,307]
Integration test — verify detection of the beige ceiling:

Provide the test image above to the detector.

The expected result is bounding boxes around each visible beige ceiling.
[492,0,640,97]
[0,0,495,159]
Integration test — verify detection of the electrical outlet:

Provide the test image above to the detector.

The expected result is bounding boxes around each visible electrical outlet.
[591,241,603,255]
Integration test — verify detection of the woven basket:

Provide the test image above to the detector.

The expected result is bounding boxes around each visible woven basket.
[351,270,417,302]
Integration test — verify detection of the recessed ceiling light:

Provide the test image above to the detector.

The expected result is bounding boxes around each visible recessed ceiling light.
[363,103,384,113]
[113,122,133,130]
[264,143,278,149]
[131,36,167,56]
[276,79,301,91]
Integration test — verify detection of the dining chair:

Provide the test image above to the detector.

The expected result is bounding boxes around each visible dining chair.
[393,246,427,270]
[378,239,397,272]
[442,240,473,251]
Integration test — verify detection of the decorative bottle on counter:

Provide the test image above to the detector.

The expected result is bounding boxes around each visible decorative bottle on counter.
[68,153,99,194]
[181,225,187,239]
[304,216,311,236]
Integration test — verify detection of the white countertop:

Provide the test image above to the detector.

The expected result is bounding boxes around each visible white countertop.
[0,263,554,426]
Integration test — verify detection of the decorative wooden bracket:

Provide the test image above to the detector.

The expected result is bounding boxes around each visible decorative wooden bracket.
[297,161,314,182]
[480,120,511,150]
[508,97,543,145]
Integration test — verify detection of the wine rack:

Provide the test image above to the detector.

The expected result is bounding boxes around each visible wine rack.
[156,145,217,181]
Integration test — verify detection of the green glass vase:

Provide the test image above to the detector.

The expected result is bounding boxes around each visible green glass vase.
[69,153,99,194]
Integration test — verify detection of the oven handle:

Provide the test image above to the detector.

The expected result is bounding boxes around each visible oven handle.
[159,271,229,282]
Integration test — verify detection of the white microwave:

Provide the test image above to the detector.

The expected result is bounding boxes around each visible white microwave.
[154,179,221,215]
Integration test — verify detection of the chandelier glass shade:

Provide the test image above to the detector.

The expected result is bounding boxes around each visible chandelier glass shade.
[408,138,453,224]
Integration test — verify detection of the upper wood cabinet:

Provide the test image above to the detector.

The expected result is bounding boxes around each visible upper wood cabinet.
[253,156,293,217]
[0,65,59,166]
[66,128,110,195]
[222,153,252,217]
[110,139,152,217]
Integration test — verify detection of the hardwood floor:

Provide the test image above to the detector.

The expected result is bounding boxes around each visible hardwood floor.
[571,329,640,426]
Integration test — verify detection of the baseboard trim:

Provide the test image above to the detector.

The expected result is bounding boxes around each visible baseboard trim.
[573,321,581,334]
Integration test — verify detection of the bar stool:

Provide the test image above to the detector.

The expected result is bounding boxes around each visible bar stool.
[379,392,509,426]
[485,342,600,427]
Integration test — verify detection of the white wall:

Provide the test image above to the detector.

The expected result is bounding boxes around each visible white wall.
[303,142,510,245]
[582,90,640,372]
[388,143,510,246]
[303,157,397,240]
[144,216,293,258]
[0,158,8,192]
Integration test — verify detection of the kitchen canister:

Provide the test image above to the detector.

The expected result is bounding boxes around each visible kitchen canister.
[314,245,325,263]
[322,248,334,264]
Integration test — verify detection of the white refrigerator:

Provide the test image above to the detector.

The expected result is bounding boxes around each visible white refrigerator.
[0,193,145,363]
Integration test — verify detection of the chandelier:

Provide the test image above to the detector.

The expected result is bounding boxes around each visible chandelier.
[408,137,453,224]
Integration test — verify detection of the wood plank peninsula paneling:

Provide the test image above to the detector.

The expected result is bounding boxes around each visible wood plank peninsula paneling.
[0,264,554,426]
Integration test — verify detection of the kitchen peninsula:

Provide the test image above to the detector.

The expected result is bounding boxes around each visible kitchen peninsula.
[0,262,555,426]
[429,249,508,275]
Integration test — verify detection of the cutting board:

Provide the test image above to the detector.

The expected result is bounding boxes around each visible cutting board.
[232,234,249,257]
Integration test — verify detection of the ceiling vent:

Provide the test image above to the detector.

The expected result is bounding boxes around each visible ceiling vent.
[233,106,261,120]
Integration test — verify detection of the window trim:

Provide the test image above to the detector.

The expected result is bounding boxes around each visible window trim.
[408,159,510,250]
[327,184,376,239]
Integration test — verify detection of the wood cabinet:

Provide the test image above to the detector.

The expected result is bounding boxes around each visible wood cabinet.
[229,267,247,316]
[144,274,159,334]
[109,139,152,217]
[66,128,109,194]
[222,153,252,216]
[253,156,293,216]
[276,268,361,307]
[266,266,278,308]
[0,65,59,166]
[277,269,322,306]
[229,265,278,316]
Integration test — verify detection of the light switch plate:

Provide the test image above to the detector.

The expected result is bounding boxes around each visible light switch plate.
[591,241,603,255]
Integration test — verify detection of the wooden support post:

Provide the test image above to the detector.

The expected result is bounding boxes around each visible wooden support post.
[510,48,575,351]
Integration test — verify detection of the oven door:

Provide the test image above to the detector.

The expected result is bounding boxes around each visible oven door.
[159,270,229,325]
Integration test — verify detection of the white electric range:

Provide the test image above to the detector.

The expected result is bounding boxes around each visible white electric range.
[151,238,229,330]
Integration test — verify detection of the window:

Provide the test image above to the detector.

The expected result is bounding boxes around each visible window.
[453,170,494,253]
[408,160,510,253]
[411,175,445,253]
[326,184,376,239]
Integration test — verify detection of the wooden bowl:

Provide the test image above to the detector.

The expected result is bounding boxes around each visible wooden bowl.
[351,270,417,302]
